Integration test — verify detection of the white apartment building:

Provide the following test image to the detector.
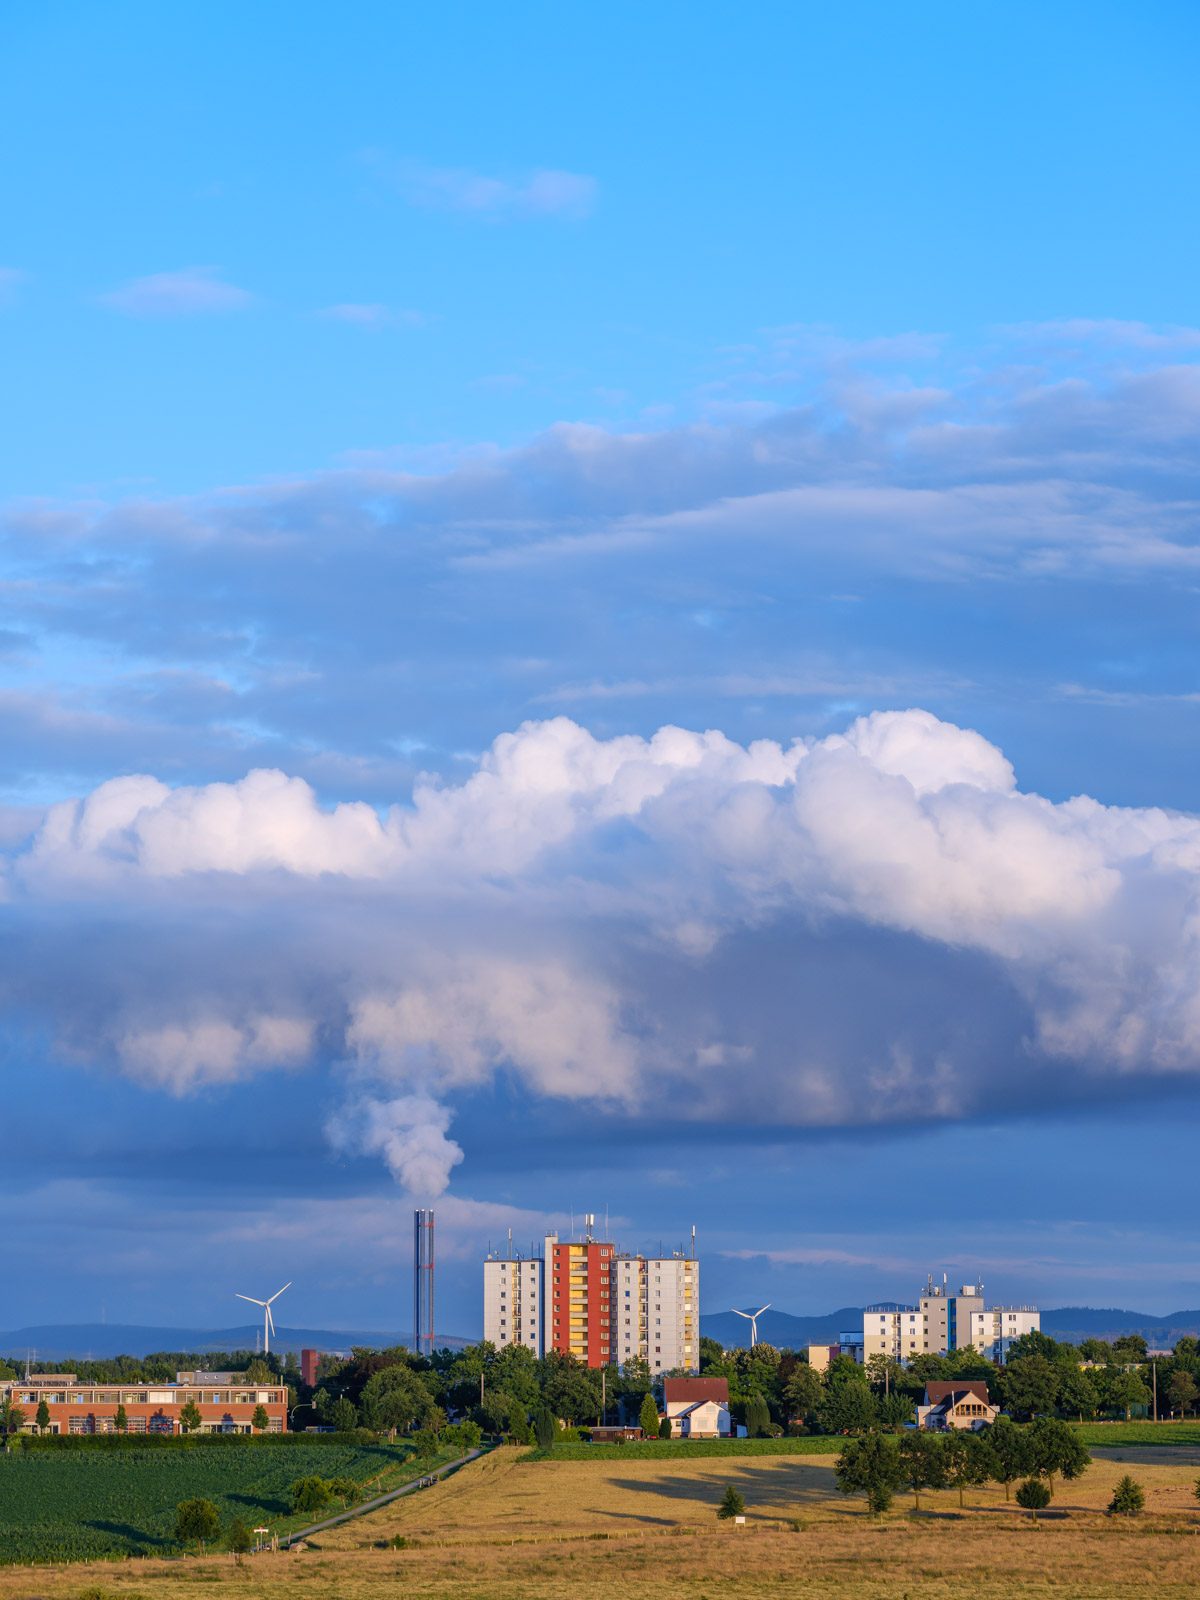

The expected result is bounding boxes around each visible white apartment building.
[863,1276,1039,1364]
[483,1227,699,1372]
[483,1255,545,1355]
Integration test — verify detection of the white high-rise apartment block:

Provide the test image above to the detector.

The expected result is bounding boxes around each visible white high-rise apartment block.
[483,1256,545,1355]
[483,1226,699,1372]
[611,1253,699,1373]
[862,1275,1039,1364]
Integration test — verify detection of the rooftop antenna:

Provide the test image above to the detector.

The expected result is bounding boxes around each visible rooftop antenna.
[235,1283,291,1356]
[732,1304,771,1348]
[508,1227,512,1260]
[691,1225,696,1260]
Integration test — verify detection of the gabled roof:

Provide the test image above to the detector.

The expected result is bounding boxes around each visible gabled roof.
[663,1377,728,1404]
[924,1380,990,1406]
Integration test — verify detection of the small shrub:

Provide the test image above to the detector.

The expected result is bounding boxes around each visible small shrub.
[717,1485,746,1520]
[1015,1478,1051,1517]
[1109,1475,1145,1516]
[389,1534,407,1549]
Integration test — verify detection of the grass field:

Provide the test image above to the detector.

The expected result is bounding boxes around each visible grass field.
[0,1437,447,1564]
[1072,1421,1200,1447]
[527,1435,842,1460]
[4,1444,1200,1599]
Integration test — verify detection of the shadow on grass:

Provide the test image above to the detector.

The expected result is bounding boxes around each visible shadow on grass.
[83,1518,171,1549]
[225,1490,291,1514]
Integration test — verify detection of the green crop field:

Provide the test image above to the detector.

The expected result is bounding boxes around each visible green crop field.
[524,1436,843,1462]
[1071,1421,1200,1447]
[0,1437,443,1564]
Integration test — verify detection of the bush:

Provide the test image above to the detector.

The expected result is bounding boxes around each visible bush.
[226,1517,253,1553]
[1109,1475,1145,1515]
[175,1497,220,1551]
[1015,1477,1051,1514]
[532,1406,556,1449]
[717,1485,746,1520]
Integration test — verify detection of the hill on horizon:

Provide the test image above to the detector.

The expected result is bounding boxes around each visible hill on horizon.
[0,1322,470,1361]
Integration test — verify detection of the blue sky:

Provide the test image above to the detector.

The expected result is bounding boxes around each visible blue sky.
[3,0,1200,1340]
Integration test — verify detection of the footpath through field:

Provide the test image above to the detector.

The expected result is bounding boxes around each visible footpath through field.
[279,1448,485,1548]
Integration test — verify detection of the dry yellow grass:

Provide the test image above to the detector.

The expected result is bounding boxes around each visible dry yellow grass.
[4,1445,1200,1599]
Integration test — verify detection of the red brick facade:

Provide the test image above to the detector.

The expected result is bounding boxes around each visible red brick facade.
[548,1239,615,1367]
[4,1378,288,1434]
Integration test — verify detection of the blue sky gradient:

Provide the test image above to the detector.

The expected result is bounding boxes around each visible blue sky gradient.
[3,0,1200,1338]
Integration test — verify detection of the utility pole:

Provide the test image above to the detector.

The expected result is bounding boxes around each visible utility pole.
[1152,1360,1157,1422]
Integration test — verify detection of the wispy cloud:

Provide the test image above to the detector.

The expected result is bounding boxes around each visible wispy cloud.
[99,266,255,317]
[319,303,430,330]
[379,157,596,219]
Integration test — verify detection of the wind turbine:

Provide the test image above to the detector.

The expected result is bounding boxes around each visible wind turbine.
[235,1283,291,1356]
[732,1303,771,1348]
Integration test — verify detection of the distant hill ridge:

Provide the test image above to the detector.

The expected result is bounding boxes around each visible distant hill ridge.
[700,1306,1200,1348]
[0,1323,470,1361]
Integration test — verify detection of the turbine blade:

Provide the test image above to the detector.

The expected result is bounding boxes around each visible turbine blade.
[267,1305,275,1335]
[267,1282,292,1304]
[236,1295,266,1306]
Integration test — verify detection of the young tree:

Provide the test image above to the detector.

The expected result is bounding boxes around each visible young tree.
[1057,1366,1097,1423]
[412,1426,440,1470]
[1027,1416,1091,1499]
[35,1399,51,1435]
[835,1433,906,1516]
[942,1431,991,1509]
[658,1413,673,1438]
[717,1485,746,1520]
[179,1400,203,1434]
[226,1517,253,1553]
[899,1432,946,1512]
[1109,1475,1144,1516]
[877,1392,916,1431]
[443,1419,482,1454]
[1169,1371,1198,1418]
[639,1392,661,1438]
[328,1475,361,1509]
[1015,1477,1050,1520]
[533,1404,557,1448]
[0,1400,24,1435]
[251,1404,270,1432]
[1099,1366,1150,1421]
[175,1498,221,1552]
[327,1396,358,1432]
[865,1352,902,1394]
[243,1359,274,1384]
[745,1392,772,1438]
[290,1477,333,1516]
[984,1417,1034,1502]
[783,1362,824,1421]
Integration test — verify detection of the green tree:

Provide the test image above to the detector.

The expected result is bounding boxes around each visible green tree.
[1027,1416,1090,1499]
[835,1432,906,1516]
[290,1476,333,1516]
[818,1379,876,1435]
[443,1419,482,1453]
[35,1399,51,1434]
[877,1392,916,1431]
[1169,1371,1198,1417]
[899,1432,946,1512]
[328,1475,361,1508]
[1111,1335,1148,1363]
[1109,1475,1144,1515]
[639,1392,660,1438]
[658,1413,672,1438]
[942,1431,991,1509]
[544,1365,602,1426]
[699,1337,724,1368]
[0,1401,24,1434]
[251,1404,270,1432]
[533,1404,557,1448]
[226,1517,253,1553]
[1002,1355,1060,1419]
[745,1392,772,1438]
[1100,1367,1150,1421]
[865,1351,903,1394]
[243,1359,273,1384]
[783,1362,824,1420]
[474,1389,511,1435]
[1057,1365,1097,1423]
[983,1417,1034,1502]
[175,1498,221,1552]
[359,1365,433,1432]
[412,1427,440,1470]
[1079,1338,1113,1364]
[327,1396,358,1432]
[716,1485,746,1520]
[179,1399,203,1434]
[1015,1477,1050,1519]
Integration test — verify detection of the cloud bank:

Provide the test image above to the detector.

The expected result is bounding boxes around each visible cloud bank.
[6,707,1200,1193]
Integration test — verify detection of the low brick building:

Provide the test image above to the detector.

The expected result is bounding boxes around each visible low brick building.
[3,1373,288,1434]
